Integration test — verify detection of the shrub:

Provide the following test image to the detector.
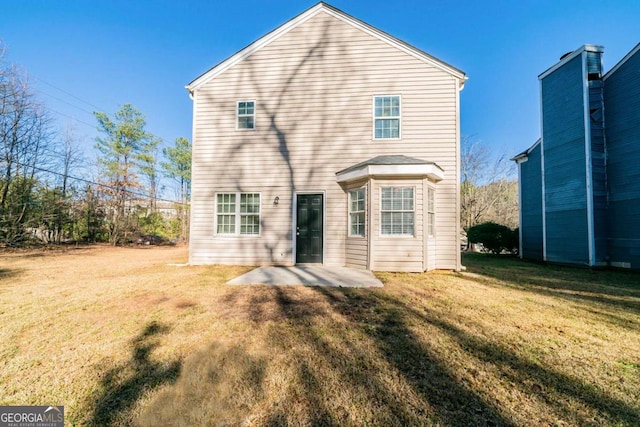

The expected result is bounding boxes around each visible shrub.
[467,222,518,254]
[508,228,519,255]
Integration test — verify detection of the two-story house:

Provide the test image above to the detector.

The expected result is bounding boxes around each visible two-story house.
[186,2,466,272]
[514,43,640,269]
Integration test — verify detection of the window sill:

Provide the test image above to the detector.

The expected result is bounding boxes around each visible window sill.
[214,234,261,238]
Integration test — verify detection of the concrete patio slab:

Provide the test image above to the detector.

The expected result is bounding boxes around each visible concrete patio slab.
[227,265,383,288]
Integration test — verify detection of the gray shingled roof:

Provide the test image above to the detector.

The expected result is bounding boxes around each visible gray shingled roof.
[336,155,443,175]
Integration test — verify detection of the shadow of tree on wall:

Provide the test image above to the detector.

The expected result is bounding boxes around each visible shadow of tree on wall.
[249,20,338,265]
[209,16,361,265]
[86,321,181,427]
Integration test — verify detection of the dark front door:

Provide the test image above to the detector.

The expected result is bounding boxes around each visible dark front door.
[296,194,323,264]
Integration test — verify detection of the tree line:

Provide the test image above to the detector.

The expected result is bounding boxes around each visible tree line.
[1,45,518,248]
[460,136,519,251]
[0,47,191,246]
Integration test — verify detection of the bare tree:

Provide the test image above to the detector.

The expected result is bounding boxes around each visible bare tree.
[460,135,517,231]
[0,48,54,244]
[46,123,85,243]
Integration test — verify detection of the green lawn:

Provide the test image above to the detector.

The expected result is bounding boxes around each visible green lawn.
[1,247,639,426]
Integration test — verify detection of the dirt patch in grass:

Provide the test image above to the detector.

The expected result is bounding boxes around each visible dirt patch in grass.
[1,248,639,426]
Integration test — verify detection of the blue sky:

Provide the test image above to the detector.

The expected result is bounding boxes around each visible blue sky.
[1,0,639,172]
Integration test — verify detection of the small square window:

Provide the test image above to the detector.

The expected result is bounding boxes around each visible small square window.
[237,101,255,130]
[374,96,400,139]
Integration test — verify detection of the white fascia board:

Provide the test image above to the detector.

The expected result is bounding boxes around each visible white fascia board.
[539,44,604,80]
[336,164,445,183]
[186,3,466,93]
[511,139,540,163]
[513,156,529,164]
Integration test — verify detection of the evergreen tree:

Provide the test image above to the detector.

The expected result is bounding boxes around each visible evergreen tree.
[138,136,161,212]
[162,137,191,241]
[94,103,154,245]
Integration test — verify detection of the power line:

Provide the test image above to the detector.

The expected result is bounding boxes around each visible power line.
[35,87,96,116]
[28,75,106,131]
[43,105,97,131]
[13,160,187,206]
[6,76,186,204]
[35,77,105,112]
[37,146,97,171]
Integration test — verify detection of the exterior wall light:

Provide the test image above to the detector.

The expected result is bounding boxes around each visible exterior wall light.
[274,196,279,206]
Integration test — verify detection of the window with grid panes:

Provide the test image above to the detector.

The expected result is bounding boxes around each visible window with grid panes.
[216,193,260,235]
[237,101,255,129]
[380,187,414,236]
[349,188,366,237]
[216,193,236,234]
[240,193,260,235]
[374,96,400,139]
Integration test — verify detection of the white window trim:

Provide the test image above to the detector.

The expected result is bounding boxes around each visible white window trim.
[372,94,401,140]
[215,192,261,236]
[380,186,415,237]
[348,187,366,238]
[236,100,256,130]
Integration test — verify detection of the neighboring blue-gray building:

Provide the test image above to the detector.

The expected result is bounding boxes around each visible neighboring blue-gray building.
[514,43,640,269]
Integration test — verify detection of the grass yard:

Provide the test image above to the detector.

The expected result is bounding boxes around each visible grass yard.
[1,246,639,426]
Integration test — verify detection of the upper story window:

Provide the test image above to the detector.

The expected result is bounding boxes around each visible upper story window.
[381,186,414,236]
[349,188,366,237]
[237,100,255,130]
[374,95,400,139]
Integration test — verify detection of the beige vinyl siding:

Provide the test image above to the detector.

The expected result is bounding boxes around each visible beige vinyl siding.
[189,10,461,269]
[425,184,437,271]
[345,180,369,270]
[345,240,368,269]
[370,178,424,272]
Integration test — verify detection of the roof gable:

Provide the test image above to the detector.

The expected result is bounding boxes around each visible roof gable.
[538,44,604,80]
[186,2,466,93]
[603,42,640,81]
